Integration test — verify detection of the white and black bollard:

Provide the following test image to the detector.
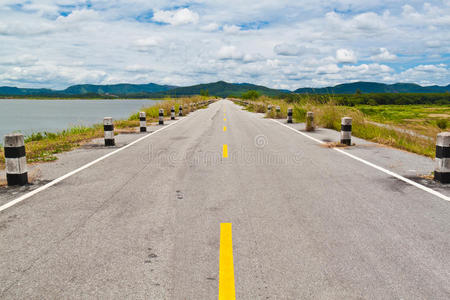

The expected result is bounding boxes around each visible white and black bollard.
[287,108,293,123]
[434,132,450,183]
[276,106,280,113]
[159,109,164,125]
[171,106,175,120]
[340,117,352,146]
[4,133,28,186]
[139,112,147,132]
[268,105,272,112]
[306,112,315,131]
[104,117,115,146]
[179,105,183,117]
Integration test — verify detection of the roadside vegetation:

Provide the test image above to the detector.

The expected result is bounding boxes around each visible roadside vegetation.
[239,94,448,158]
[0,96,211,169]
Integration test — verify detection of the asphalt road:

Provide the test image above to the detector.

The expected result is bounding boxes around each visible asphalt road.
[0,99,449,299]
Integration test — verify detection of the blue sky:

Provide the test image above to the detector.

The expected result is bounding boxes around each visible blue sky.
[0,0,449,90]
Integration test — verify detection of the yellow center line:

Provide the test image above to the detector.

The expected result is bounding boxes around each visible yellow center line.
[223,126,227,132]
[224,118,227,121]
[222,144,228,158]
[219,223,236,300]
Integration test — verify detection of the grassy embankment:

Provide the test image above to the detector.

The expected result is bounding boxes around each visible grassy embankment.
[240,96,449,158]
[0,96,210,169]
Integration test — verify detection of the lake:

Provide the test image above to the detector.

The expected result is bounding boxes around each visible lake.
[0,99,160,141]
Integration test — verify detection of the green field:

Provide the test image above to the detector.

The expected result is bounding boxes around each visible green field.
[356,105,449,137]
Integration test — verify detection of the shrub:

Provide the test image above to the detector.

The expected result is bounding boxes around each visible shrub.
[436,119,448,129]
[242,90,260,100]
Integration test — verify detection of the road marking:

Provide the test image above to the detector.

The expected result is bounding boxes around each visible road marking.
[223,126,227,132]
[223,144,228,158]
[0,120,184,213]
[224,118,227,122]
[219,223,236,300]
[272,119,450,202]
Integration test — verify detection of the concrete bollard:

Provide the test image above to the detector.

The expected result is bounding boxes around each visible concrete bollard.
[159,109,164,125]
[171,106,175,120]
[4,133,28,186]
[179,105,183,117]
[306,112,315,131]
[139,112,146,132]
[103,117,115,146]
[287,108,293,123]
[434,132,450,183]
[340,117,352,146]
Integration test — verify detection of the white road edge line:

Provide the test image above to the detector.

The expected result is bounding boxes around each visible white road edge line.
[0,119,184,213]
[272,119,450,202]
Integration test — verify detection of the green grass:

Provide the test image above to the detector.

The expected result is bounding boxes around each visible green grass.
[356,104,449,137]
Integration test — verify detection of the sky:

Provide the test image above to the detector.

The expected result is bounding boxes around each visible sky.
[0,0,449,90]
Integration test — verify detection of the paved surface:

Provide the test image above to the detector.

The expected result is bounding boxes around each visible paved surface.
[0,99,449,299]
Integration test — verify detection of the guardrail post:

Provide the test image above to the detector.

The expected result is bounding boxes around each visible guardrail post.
[103,117,115,146]
[179,105,183,116]
[434,132,450,183]
[287,108,293,123]
[340,117,352,146]
[4,133,28,186]
[159,109,164,125]
[306,112,314,131]
[139,112,146,132]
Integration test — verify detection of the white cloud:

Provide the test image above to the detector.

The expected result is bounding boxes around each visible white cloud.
[396,64,449,85]
[223,24,241,33]
[133,37,160,51]
[217,46,243,60]
[201,22,219,31]
[336,49,357,64]
[317,64,340,74]
[56,9,100,23]
[426,40,441,48]
[153,8,199,26]
[352,12,386,31]
[274,43,319,56]
[370,48,397,61]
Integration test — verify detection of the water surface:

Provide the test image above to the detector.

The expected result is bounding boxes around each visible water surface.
[0,99,160,141]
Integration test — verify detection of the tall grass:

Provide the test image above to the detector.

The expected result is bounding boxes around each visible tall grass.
[237,97,438,158]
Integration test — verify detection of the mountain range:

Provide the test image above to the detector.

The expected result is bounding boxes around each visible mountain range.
[294,82,450,94]
[0,81,449,98]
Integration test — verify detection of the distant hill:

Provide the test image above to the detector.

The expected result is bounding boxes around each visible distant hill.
[0,83,176,97]
[294,82,450,94]
[167,81,288,97]
[62,83,176,95]
[0,86,56,96]
[0,81,287,98]
[1,81,449,98]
